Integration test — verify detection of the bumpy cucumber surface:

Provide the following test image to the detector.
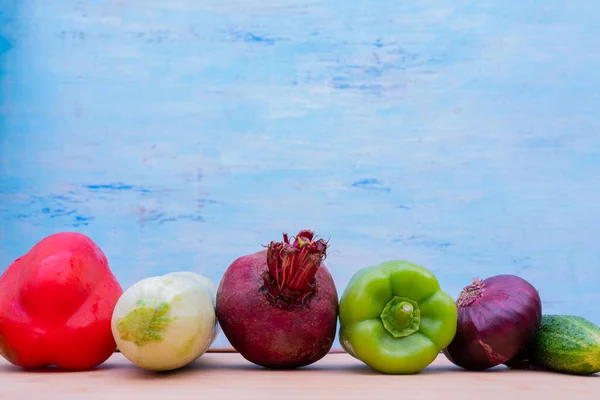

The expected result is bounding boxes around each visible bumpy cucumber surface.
[532,314,600,375]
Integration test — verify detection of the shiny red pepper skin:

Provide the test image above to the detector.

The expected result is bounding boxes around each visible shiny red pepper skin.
[0,232,123,370]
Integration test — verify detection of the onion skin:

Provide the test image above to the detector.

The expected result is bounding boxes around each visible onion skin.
[442,274,542,371]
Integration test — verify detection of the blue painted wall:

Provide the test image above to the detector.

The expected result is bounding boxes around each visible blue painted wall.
[1,1,599,347]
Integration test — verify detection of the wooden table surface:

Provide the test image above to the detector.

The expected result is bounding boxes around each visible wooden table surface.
[0,350,597,399]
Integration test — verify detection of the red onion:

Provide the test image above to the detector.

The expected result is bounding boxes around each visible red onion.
[442,274,542,370]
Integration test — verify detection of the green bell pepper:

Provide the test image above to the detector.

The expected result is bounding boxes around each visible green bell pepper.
[339,260,457,374]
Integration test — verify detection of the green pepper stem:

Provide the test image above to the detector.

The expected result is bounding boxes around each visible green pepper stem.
[380,296,421,338]
[392,301,414,327]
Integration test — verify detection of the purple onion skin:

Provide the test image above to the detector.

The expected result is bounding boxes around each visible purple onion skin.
[442,274,542,371]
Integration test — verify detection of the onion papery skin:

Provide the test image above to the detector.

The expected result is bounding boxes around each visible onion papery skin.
[442,274,542,371]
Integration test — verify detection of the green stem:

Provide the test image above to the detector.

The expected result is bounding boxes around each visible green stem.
[380,296,421,338]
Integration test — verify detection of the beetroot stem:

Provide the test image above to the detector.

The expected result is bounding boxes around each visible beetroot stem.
[266,230,328,294]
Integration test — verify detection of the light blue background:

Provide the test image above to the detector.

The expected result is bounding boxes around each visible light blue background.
[1,1,599,347]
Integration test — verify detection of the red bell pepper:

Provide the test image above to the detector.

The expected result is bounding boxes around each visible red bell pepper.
[0,232,123,370]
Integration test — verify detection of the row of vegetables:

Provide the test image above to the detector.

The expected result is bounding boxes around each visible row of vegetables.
[0,230,598,376]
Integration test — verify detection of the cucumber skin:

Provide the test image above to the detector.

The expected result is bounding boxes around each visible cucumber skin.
[532,315,600,375]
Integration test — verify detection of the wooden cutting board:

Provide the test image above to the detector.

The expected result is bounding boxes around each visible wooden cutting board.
[0,350,597,399]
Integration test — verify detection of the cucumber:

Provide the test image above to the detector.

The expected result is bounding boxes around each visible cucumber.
[531,314,600,375]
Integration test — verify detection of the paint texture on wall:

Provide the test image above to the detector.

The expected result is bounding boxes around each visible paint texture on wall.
[1,1,600,347]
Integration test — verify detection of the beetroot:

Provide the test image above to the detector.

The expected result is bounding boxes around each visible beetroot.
[216,230,339,369]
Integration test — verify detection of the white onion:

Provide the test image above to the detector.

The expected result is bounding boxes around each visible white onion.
[111,271,220,371]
